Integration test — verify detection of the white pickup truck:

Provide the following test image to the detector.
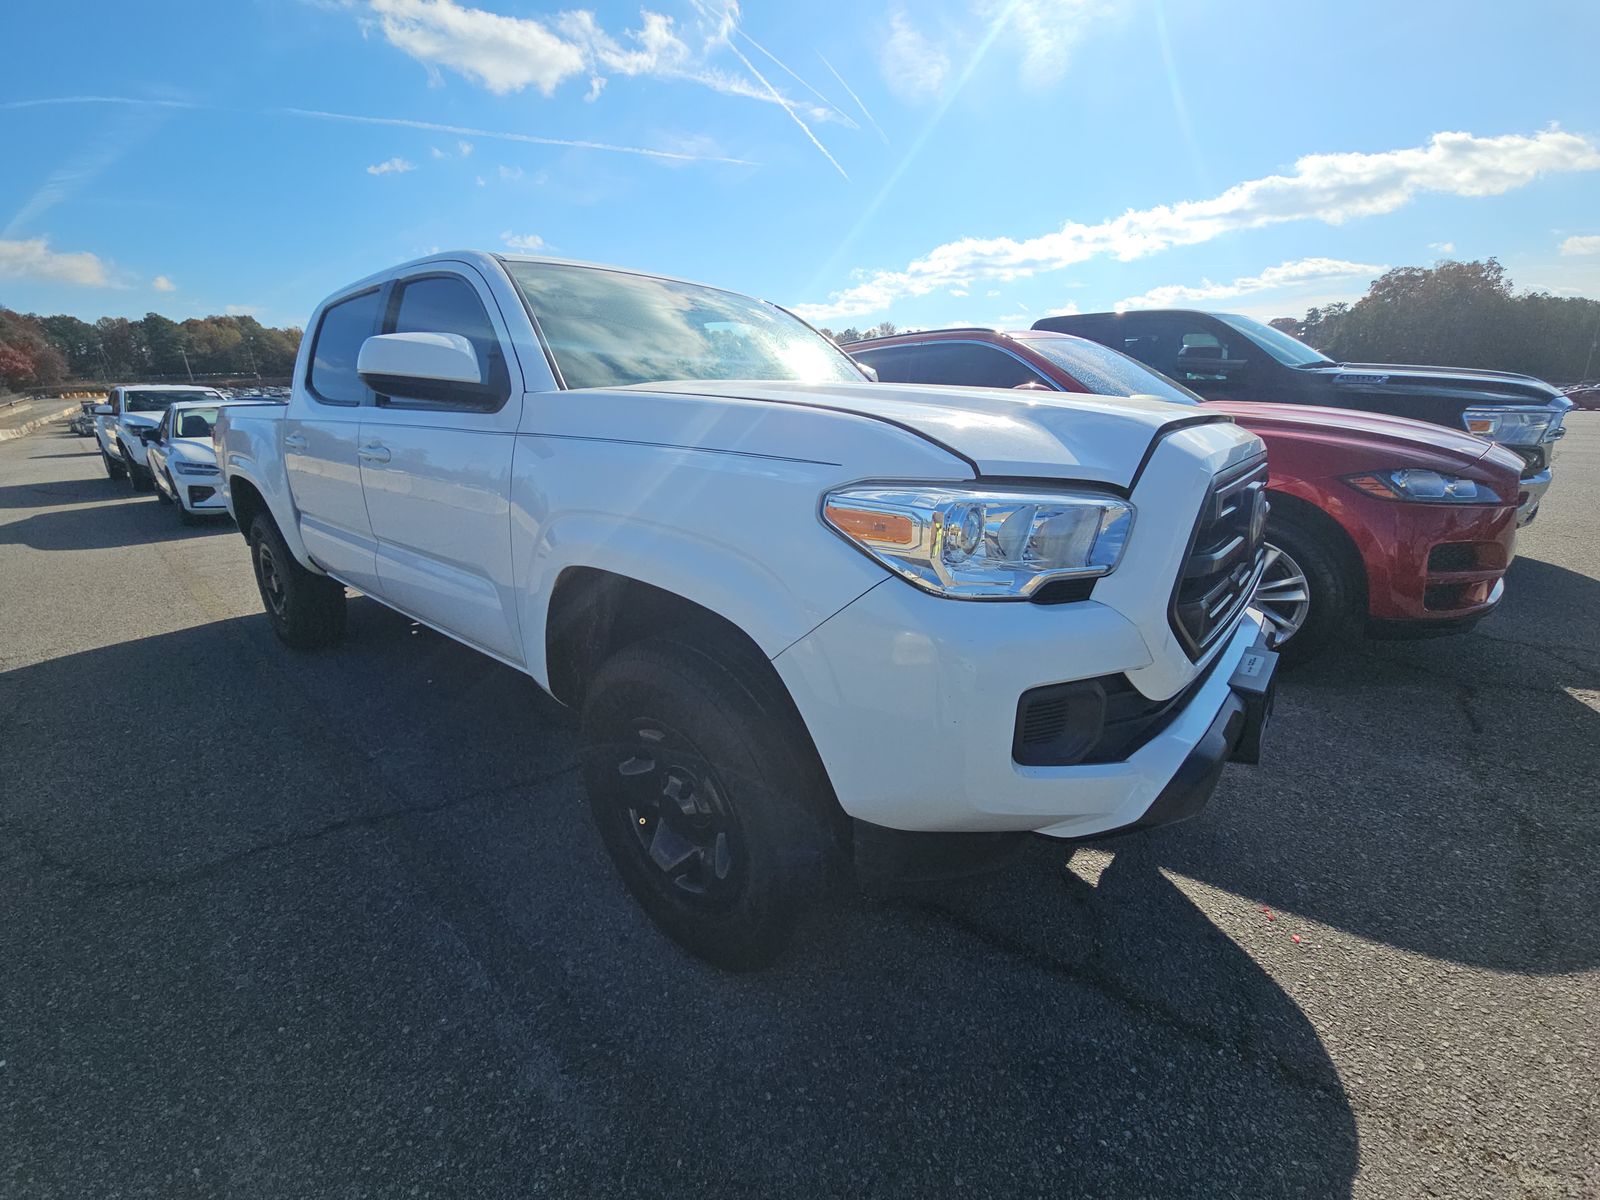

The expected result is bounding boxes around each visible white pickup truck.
[215,252,1278,968]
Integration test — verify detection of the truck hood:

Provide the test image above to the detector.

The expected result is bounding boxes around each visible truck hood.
[633,380,1236,485]
[117,412,161,429]
[1298,362,1565,407]
[1203,401,1501,464]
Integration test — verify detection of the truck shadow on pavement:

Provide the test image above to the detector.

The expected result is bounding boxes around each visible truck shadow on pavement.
[1149,552,1600,976]
[0,600,1357,1198]
[0,477,235,548]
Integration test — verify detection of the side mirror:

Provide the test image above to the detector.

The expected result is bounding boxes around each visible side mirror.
[358,332,483,392]
[93,403,113,415]
[138,427,160,444]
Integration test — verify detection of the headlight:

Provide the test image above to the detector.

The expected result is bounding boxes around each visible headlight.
[1463,407,1561,446]
[1346,469,1496,503]
[823,484,1133,599]
[172,460,220,476]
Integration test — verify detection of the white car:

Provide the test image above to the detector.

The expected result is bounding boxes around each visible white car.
[94,385,226,490]
[145,399,278,522]
[215,252,1278,969]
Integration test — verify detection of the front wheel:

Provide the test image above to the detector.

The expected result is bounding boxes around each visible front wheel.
[248,513,346,648]
[120,443,153,492]
[580,637,832,970]
[1256,515,1359,662]
[102,448,127,480]
[154,468,174,505]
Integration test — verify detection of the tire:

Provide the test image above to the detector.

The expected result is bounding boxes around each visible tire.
[580,636,832,970]
[154,468,174,505]
[102,447,127,480]
[120,442,153,492]
[248,513,346,648]
[1257,513,1359,663]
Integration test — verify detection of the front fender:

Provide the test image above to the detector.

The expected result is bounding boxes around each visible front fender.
[508,437,892,690]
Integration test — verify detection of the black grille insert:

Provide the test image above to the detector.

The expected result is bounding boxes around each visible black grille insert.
[1170,455,1269,659]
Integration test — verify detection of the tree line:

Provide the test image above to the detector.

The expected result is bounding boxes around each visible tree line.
[0,308,304,391]
[1272,259,1600,383]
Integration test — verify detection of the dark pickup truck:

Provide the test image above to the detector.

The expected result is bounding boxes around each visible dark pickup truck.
[1033,309,1570,525]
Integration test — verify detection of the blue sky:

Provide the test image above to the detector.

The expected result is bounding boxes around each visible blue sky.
[4,0,1599,333]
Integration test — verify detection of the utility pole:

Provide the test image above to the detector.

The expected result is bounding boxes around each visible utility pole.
[1584,308,1600,381]
[178,344,195,383]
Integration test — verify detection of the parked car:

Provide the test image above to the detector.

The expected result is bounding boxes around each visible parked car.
[215,252,1278,968]
[1563,382,1600,411]
[1032,310,1569,526]
[94,385,227,487]
[848,328,1526,658]
[69,401,98,437]
[143,399,281,523]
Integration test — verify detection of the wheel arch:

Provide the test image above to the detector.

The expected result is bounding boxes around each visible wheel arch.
[1265,488,1369,614]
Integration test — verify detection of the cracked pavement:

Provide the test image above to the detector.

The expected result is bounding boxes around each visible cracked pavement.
[2,419,1597,1198]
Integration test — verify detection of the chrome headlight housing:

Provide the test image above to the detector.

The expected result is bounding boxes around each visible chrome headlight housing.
[823,484,1134,599]
[1346,469,1498,504]
[1463,406,1563,446]
[172,459,220,476]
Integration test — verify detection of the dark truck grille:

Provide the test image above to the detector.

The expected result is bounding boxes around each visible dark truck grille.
[1170,454,1269,659]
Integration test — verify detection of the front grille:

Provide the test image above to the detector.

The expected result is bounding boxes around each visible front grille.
[1170,454,1269,659]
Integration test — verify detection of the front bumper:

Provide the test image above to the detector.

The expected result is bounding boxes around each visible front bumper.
[773,577,1273,840]
[1514,468,1551,527]
[172,474,226,510]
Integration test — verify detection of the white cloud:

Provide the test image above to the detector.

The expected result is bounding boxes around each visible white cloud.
[981,0,1119,88]
[1113,258,1386,312]
[1429,240,1455,253]
[366,156,416,175]
[795,128,1600,321]
[362,0,843,123]
[0,236,109,286]
[152,274,177,292]
[457,139,473,156]
[501,231,544,252]
[475,174,486,187]
[497,164,523,181]
[225,304,259,316]
[430,145,448,158]
[880,10,949,101]
[368,0,586,96]
[1046,301,1080,316]
[1560,235,1600,256]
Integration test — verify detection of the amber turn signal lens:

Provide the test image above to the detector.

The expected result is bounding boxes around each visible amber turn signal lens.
[1345,474,1396,499]
[824,504,916,547]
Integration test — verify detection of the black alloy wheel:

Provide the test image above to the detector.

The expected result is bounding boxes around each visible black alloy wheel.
[605,717,746,910]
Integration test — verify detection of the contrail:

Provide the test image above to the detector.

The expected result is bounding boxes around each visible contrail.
[818,52,888,145]
[735,30,857,131]
[279,108,758,165]
[723,42,848,180]
[1,96,757,166]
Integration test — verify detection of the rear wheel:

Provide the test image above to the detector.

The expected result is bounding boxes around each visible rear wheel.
[248,513,346,648]
[580,636,832,970]
[1257,514,1359,662]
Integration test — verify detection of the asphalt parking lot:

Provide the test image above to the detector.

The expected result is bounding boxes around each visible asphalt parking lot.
[2,419,1597,1198]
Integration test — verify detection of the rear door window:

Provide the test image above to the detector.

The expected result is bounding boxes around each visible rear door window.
[308,289,382,406]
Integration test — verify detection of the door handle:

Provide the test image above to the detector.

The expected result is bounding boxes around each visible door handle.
[358,443,391,464]
[283,433,308,450]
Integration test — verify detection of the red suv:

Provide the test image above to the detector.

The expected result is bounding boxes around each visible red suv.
[849,328,1525,659]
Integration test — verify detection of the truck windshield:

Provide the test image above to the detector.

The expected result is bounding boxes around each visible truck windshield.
[1214,314,1333,368]
[504,261,867,390]
[125,390,219,413]
[1019,335,1202,405]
